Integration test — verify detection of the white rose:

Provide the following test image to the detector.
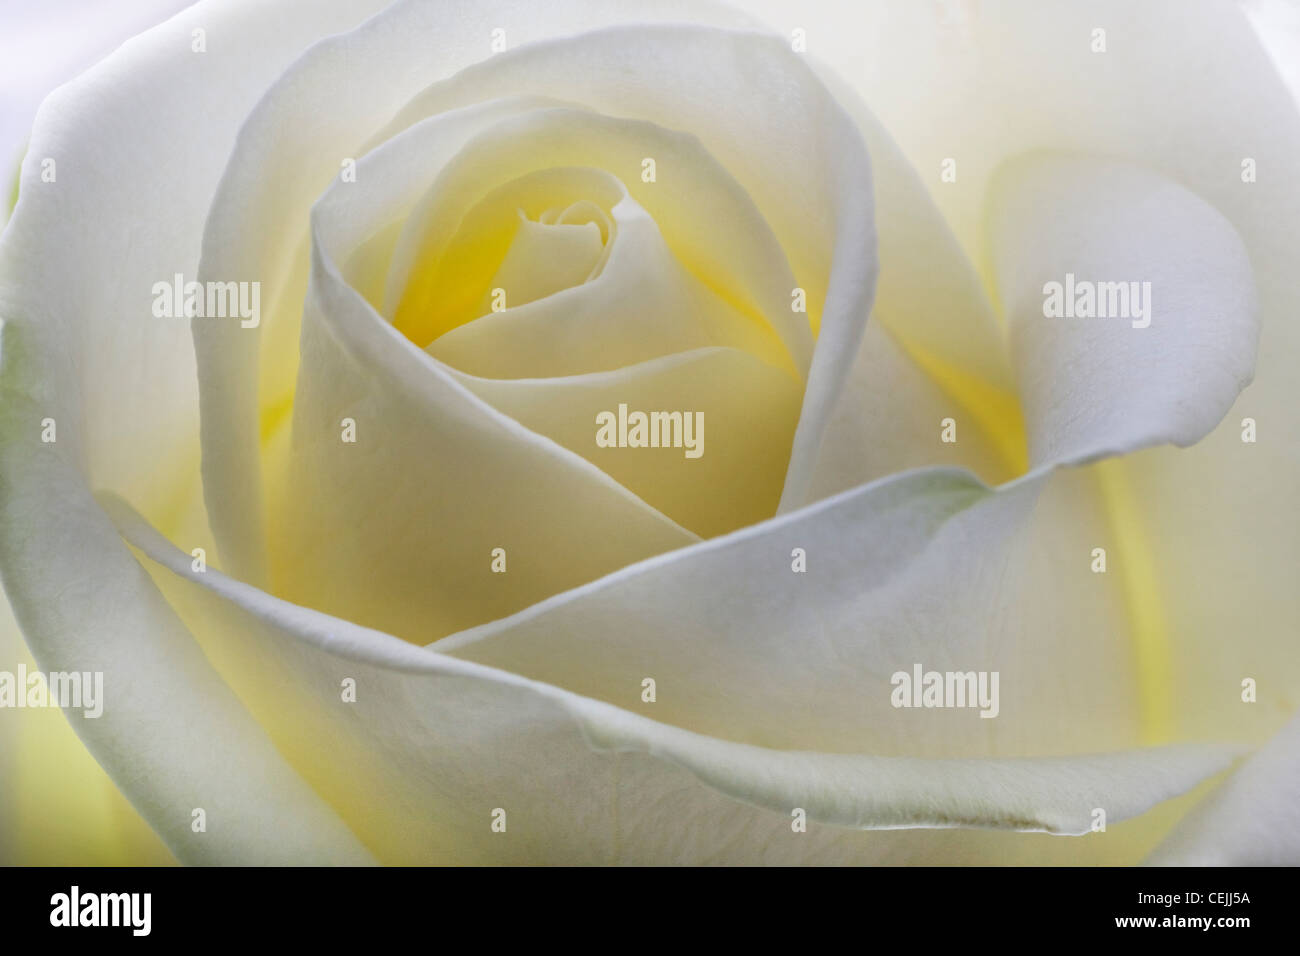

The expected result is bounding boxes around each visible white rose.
[0,0,1297,864]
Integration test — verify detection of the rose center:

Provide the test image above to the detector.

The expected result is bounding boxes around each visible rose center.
[392,165,623,348]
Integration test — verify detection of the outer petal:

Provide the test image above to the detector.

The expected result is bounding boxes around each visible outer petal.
[0,0,399,863]
[741,0,1300,485]
[0,0,194,227]
[0,361,373,863]
[843,0,1300,772]
[1147,709,1300,865]
[737,0,1298,298]
[0,590,172,864]
[106,494,1242,863]
[744,0,1300,848]
[989,154,1258,468]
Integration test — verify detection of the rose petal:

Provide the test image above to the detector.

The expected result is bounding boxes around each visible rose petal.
[435,455,1192,754]
[0,0,194,228]
[781,0,1300,847]
[261,21,883,636]
[276,198,697,642]
[767,69,1025,496]
[744,0,1296,300]
[311,104,805,537]
[385,109,805,380]
[0,575,171,864]
[804,320,1015,500]
[480,214,605,308]
[191,0,760,583]
[1146,709,1300,865]
[363,23,877,517]
[425,179,789,380]
[988,154,1258,467]
[0,354,376,863]
[0,0,397,864]
[105,493,1244,862]
[448,348,803,536]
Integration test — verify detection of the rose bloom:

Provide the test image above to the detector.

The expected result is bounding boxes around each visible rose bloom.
[0,0,1297,865]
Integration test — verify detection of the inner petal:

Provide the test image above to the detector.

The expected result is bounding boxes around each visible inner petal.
[426,178,796,382]
[396,164,624,345]
[386,107,809,380]
[478,211,605,311]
